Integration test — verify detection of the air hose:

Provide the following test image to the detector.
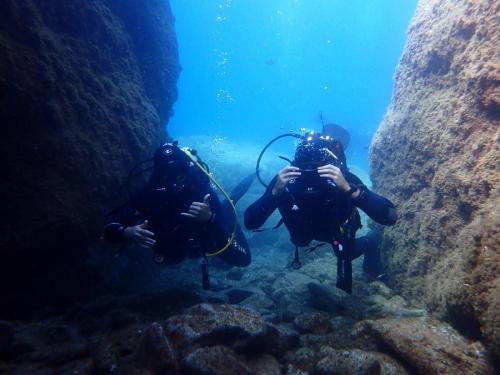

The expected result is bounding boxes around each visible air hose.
[181,147,238,257]
[255,133,301,188]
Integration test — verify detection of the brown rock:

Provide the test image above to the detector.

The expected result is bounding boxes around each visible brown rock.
[315,349,409,375]
[182,345,251,375]
[369,0,500,360]
[360,317,493,374]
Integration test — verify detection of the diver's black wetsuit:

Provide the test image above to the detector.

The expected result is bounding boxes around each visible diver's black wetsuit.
[105,177,251,268]
[245,171,396,293]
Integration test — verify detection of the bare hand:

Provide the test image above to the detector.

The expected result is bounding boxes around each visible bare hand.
[123,220,156,248]
[272,166,301,196]
[181,194,212,222]
[317,164,350,191]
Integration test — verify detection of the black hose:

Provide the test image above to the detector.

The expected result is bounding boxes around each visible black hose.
[256,133,301,188]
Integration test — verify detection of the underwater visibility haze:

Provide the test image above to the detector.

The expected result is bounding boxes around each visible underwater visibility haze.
[170,0,418,170]
[0,0,498,373]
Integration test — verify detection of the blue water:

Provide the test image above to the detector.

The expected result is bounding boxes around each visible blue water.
[169,0,417,171]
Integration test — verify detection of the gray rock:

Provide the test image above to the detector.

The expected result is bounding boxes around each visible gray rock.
[242,294,276,312]
[262,323,300,357]
[274,323,300,350]
[165,303,277,355]
[134,322,179,374]
[294,312,332,334]
[182,345,251,375]
[307,282,350,313]
[284,347,317,374]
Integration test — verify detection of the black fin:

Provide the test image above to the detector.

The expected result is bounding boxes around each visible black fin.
[229,173,255,205]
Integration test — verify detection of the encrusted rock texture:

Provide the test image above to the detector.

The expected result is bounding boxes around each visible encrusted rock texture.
[0,0,180,317]
[0,243,495,373]
[370,0,499,362]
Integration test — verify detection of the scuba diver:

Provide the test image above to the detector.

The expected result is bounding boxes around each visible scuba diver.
[244,125,397,294]
[104,142,252,289]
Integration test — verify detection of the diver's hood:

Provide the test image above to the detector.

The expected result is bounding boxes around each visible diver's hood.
[294,140,331,167]
[322,123,350,150]
[151,143,194,190]
[294,133,343,168]
[154,143,190,165]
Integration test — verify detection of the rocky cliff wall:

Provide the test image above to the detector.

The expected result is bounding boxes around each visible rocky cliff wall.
[370,0,499,361]
[0,0,180,317]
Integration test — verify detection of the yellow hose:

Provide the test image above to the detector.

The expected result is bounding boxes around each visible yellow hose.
[181,147,238,257]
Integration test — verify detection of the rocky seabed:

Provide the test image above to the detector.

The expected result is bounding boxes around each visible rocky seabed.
[0,249,494,374]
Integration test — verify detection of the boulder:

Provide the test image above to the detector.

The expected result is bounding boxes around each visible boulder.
[293,312,332,334]
[370,0,499,359]
[315,349,410,375]
[0,0,180,318]
[165,303,277,355]
[358,317,493,374]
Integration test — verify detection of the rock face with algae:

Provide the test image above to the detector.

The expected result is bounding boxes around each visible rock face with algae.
[0,0,180,317]
[370,0,499,361]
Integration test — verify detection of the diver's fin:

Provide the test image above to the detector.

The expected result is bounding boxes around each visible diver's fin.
[229,173,255,205]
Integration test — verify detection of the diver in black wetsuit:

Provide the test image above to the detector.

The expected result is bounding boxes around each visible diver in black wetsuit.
[104,142,252,288]
[244,129,396,294]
